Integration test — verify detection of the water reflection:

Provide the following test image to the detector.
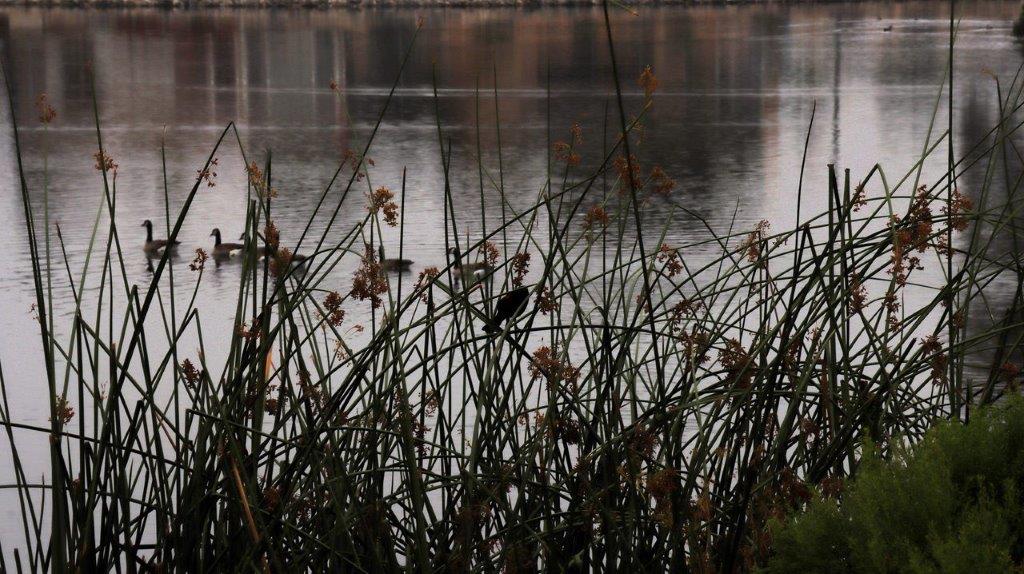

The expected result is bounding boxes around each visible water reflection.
[0,1,1019,410]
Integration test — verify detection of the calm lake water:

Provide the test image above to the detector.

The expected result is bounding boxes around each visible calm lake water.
[0,0,1021,541]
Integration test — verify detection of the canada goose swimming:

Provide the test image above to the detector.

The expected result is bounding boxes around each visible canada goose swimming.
[236,233,271,259]
[449,247,493,283]
[882,25,893,32]
[210,228,245,260]
[269,248,310,277]
[141,220,179,257]
[378,245,412,273]
[483,287,530,334]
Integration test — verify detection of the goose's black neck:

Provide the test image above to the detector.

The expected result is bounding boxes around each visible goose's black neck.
[144,223,153,243]
[213,230,222,246]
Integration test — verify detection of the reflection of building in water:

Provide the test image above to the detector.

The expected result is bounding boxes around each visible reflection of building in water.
[0,3,1019,236]
[958,61,1024,390]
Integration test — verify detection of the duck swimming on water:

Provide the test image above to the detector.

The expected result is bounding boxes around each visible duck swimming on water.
[379,245,413,272]
[141,220,179,258]
[236,233,272,259]
[265,243,309,275]
[449,246,493,283]
[210,228,246,260]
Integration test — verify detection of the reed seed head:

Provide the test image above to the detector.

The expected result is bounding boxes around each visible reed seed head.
[639,65,659,99]
[510,251,530,287]
[36,93,56,124]
[189,248,208,272]
[351,244,389,308]
[93,150,117,173]
[51,394,74,426]
[323,291,345,327]
[197,158,218,188]
[368,186,399,226]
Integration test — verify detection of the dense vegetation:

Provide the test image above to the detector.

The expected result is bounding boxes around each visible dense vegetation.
[766,397,1024,573]
[2,3,1022,572]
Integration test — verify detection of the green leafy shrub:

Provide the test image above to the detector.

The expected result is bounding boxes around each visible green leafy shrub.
[765,398,1024,573]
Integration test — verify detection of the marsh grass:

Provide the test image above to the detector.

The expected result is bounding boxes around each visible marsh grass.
[3,6,1024,572]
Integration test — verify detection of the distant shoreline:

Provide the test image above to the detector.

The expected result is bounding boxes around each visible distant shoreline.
[0,0,927,8]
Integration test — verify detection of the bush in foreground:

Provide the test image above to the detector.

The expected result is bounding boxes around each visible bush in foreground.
[765,397,1024,573]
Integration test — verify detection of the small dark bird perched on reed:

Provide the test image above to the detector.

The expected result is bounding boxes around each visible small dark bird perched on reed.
[483,287,530,334]
[210,228,245,260]
[141,220,179,257]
